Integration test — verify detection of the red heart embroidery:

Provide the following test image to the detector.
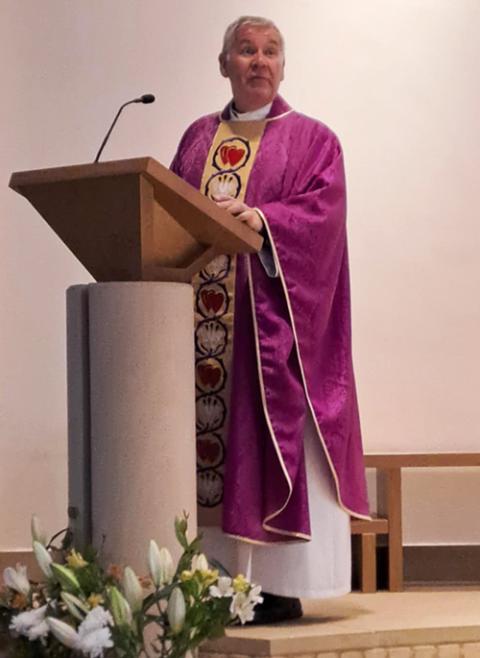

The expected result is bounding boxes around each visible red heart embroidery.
[220,145,229,164]
[197,438,221,464]
[201,289,224,314]
[220,145,245,167]
[197,363,221,389]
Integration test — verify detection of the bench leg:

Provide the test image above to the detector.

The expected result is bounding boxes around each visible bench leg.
[377,467,403,591]
[360,532,377,593]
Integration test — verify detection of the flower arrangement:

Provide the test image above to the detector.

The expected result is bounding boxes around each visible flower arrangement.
[0,514,262,657]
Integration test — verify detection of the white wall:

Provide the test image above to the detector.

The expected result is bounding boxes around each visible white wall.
[1,0,479,549]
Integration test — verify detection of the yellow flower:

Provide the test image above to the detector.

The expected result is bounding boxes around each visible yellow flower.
[87,593,104,608]
[66,550,88,569]
[180,570,193,582]
[233,574,249,593]
[201,569,219,588]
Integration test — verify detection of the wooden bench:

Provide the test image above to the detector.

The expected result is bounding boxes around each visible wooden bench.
[351,452,480,593]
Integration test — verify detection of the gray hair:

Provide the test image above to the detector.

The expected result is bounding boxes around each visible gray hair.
[220,16,285,60]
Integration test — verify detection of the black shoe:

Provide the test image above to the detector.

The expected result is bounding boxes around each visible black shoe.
[248,592,303,625]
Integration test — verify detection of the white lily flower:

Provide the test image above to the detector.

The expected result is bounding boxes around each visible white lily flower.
[78,605,113,634]
[3,564,30,596]
[248,584,263,605]
[77,626,113,657]
[31,514,48,546]
[9,604,48,639]
[33,541,53,578]
[191,553,209,573]
[230,585,263,625]
[148,541,175,587]
[48,607,113,657]
[229,592,254,624]
[209,576,234,598]
[167,587,186,633]
[27,618,50,641]
[47,617,79,649]
[77,606,114,657]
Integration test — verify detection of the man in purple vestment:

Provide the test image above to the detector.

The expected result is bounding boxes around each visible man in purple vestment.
[171,16,369,623]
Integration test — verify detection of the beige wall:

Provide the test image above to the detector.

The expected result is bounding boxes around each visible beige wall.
[1,0,479,550]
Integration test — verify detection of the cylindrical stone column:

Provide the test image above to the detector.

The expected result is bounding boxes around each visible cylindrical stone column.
[67,282,196,572]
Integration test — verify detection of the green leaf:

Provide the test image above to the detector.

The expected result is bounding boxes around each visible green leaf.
[75,562,104,596]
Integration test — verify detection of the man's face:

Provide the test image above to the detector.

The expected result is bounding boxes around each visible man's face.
[220,24,284,113]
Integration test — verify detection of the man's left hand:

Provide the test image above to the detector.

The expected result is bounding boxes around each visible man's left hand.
[212,194,263,232]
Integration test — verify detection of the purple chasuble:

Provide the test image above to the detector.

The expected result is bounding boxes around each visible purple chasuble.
[171,96,369,544]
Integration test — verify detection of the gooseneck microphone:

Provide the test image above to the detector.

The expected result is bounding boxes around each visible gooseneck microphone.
[93,94,156,163]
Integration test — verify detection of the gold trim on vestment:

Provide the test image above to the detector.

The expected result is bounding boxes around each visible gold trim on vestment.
[225,530,310,547]
[246,254,313,539]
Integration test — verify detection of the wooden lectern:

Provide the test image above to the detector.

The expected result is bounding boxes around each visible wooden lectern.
[9,158,262,569]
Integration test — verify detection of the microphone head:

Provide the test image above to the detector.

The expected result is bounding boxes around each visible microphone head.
[140,94,155,104]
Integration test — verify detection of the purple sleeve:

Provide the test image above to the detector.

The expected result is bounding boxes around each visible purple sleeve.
[255,133,347,339]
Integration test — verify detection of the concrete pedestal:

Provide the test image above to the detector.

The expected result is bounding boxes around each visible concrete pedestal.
[66,282,196,570]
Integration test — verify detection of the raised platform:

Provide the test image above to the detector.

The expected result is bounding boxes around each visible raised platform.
[2,590,480,657]
[201,590,480,658]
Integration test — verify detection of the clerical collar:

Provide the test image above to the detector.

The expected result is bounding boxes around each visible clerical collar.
[229,101,273,122]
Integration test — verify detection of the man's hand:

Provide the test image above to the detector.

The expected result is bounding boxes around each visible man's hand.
[212,194,263,232]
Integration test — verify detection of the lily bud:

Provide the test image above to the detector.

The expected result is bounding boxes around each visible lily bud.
[47,617,79,649]
[3,565,30,596]
[61,592,89,621]
[175,516,188,536]
[122,566,143,613]
[51,564,81,592]
[109,586,132,627]
[191,553,209,573]
[167,587,186,634]
[30,515,47,546]
[33,541,53,579]
[148,541,175,587]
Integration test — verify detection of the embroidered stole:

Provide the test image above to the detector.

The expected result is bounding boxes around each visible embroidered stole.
[194,119,266,525]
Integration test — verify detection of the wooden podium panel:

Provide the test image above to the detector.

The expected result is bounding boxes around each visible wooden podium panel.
[9,157,263,282]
